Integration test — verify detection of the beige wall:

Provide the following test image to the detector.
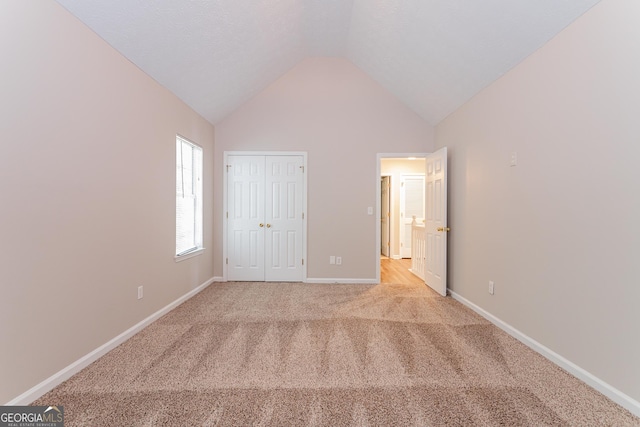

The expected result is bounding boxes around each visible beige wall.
[0,1,215,403]
[215,58,434,280]
[380,158,427,258]
[436,0,640,403]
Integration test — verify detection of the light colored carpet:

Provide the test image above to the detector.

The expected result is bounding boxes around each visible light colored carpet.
[34,281,639,426]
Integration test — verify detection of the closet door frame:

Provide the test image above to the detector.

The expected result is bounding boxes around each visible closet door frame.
[223,151,308,282]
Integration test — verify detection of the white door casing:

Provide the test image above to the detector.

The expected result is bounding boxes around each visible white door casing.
[424,147,448,296]
[400,174,425,258]
[226,154,305,282]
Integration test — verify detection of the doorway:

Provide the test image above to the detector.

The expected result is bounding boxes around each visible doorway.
[376,154,427,283]
[376,149,449,295]
[224,152,308,282]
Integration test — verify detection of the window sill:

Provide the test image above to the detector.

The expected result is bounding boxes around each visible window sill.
[174,248,205,263]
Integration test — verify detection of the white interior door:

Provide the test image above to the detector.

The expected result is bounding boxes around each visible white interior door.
[227,156,265,281]
[424,147,448,296]
[381,176,390,257]
[400,174,425,258]
[227,154,304,282]
[265,156,304,281]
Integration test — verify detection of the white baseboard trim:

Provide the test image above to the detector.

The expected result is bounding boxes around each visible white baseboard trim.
[391,255,402,260]
[6,277,215,406]
[212,276,225,282]
[305,278,378,284]
[450,290,640,418]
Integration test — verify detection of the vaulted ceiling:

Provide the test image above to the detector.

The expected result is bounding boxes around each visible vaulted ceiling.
[55,0,599,126]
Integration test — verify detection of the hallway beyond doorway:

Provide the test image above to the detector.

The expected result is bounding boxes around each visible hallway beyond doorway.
[380,257,424,285]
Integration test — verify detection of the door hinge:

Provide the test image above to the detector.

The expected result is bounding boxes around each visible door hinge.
[226,258,228,265]
[302,259,304,265]
[302,212,305,219]
[226,164,231,173]
[299,166,304,173]
[226,211,228,219]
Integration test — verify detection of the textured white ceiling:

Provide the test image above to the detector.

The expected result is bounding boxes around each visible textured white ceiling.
[55,0,599,125]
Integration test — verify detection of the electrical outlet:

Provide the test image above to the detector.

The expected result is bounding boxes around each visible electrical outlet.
[138,286,143,300]
[488,281,494,295]
[336,256,342,265]
[330,256,336,265]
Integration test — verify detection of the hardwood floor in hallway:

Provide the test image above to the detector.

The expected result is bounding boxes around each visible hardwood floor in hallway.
[380,257,424,285]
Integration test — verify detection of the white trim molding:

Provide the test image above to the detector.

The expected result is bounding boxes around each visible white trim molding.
[6,277,216,406]
[174,248,205,262]
[305,278,378,284]
[450,291,640,418]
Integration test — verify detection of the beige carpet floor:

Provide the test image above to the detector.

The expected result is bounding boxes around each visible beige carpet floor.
[34,281,639,426]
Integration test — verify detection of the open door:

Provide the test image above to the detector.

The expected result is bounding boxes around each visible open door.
[424,147,448,296]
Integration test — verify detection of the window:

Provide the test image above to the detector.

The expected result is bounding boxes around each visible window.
[175,135,203,259]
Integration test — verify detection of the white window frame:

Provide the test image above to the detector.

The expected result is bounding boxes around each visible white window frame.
[175,135,204,262]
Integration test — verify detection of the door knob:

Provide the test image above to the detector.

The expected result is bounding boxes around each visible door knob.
[266,224,272,228]
[259,223,264,228]
[437,227,451,232]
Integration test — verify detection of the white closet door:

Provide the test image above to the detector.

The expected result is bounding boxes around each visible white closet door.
[227,154,304,282]
[265,156,304,281]
[227,156,265,281]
